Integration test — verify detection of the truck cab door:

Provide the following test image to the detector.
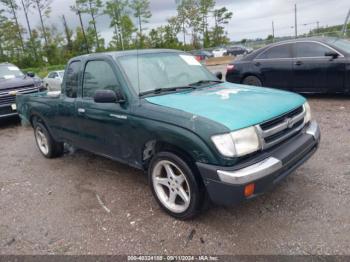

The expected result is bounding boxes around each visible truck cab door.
[57,60,81,144]
[76,59,131,162]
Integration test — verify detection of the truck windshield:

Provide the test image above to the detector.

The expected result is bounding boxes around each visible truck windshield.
[117,52,217,95]
[0,65,24,80]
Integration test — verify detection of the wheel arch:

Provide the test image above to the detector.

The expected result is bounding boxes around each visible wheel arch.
[241,73,264,85]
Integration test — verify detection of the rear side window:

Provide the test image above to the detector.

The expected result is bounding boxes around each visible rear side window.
[65,61,81,98]
[257,44,293,59]
[82,60,120,98]
[295,42,332,58]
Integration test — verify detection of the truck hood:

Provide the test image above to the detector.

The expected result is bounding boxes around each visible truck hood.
[145,83,306,131]
[0,77,35,90]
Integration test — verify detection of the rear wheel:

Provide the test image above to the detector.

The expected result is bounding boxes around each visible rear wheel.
[34,121,64,158]
[242,75,262,87]
[149,152,204,220]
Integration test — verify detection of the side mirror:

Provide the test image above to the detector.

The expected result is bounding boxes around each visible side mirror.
[325,51,339,59]
[215,71,223,80]
[94,90,117,103]
[93,90,126,104]
[27,72,35,77]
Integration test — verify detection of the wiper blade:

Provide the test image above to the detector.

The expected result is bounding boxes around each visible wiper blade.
[139,86,194,96]
[189,80,223,86]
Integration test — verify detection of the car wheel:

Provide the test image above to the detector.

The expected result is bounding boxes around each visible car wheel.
[34,121,64,158]
[149,152,204,219]
[242,75,263,87]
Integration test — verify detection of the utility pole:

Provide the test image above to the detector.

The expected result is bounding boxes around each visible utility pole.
[272,21,275,42]
[294,4,298,38]
[77,10,90,54]
[342,9,350,37]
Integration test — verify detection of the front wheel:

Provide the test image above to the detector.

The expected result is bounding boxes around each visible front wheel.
[34,121,64,158]
[242,75,262,87]
[149,152,204,220]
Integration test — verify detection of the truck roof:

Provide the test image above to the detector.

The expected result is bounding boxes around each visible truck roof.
[71,49,184,61]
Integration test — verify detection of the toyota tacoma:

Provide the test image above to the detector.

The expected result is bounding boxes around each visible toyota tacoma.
[16,50,320,219]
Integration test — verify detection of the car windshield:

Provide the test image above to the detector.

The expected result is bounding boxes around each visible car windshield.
[329,38,350,53]
[117,52,217,95]
[0,65,24,80]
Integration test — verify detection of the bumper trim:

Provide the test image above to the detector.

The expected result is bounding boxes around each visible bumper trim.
[306,120,320,141]
[218,157,282,185]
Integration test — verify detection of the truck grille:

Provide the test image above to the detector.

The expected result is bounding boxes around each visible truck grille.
[256,106,306,150]
[0,85,38,105]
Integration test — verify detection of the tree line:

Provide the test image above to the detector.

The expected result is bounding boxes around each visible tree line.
[0,0,233,68]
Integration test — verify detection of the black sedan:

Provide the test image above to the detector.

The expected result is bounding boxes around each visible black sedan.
[226,46,252,56]
[226,37,350,94]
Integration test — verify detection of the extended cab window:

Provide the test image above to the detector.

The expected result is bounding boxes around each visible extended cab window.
[65,61,81,98]
[83,60,120,98]
[257,44,292,59]
[295,42,332,58]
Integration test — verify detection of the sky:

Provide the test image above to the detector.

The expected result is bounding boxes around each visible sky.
[15,0,350,44]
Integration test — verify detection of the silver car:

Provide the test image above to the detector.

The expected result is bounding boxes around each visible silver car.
[43,70,64,91]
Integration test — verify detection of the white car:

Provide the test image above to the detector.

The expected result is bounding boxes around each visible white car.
[43,70,64,91]
[212,48,227,57]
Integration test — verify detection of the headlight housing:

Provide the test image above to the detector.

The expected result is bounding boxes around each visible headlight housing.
[303,102,312,124]
[211,126,260,158]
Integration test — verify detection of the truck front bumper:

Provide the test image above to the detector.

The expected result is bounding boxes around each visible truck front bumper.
[197,121,320,206]
[0,104,18,119]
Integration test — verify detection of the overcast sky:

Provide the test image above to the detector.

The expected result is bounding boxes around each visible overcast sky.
[16,0,350,43]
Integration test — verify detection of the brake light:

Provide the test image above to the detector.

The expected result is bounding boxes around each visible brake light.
[195,56,201,61]
[227,64,235,72]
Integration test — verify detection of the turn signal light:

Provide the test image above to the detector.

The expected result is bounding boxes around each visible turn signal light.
[244,183,255,197]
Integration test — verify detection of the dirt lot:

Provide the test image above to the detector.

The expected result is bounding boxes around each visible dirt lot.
[0,67,350,255]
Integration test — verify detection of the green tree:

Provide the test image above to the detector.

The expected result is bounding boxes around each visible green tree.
[130,0,151,47]
[105,0,130,50]
[76,0,103,51]
[199,0,215,48]
[176,0,202,49]
[0,0,25,52]
[212,7,232,46]
[32,0,52,50]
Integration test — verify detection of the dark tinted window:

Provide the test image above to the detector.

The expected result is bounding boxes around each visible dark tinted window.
[257,44,292,59]
[83,60,120,98]
[296,42,332,58]
[65,61,81,98]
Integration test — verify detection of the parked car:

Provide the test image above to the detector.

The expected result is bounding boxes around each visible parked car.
[212,48,227,57]
[0,63,44,119]
[190,50,214,61]
[226,46,251,56]
[226,37,350,94]
[43,70,64,91]
[17,50,320,219]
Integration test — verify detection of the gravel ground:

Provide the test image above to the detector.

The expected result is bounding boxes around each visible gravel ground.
[0,67,349,255]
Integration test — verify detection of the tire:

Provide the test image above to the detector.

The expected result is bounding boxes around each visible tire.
[148,152,204,220]
[33,121,64,158]
[242,75,262,87]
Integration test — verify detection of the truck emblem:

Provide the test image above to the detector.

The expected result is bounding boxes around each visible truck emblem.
[8,91,18,96]
[286,118,293,128]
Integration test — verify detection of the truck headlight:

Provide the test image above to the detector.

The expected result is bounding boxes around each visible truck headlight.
[303,102,312,124]
[211,126,260,158]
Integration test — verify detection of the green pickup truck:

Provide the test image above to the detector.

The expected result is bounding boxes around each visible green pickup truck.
[17,49,320,219]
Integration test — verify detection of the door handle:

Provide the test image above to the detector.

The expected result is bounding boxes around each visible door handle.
[295,61,303,66]
[78,108,85,114]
